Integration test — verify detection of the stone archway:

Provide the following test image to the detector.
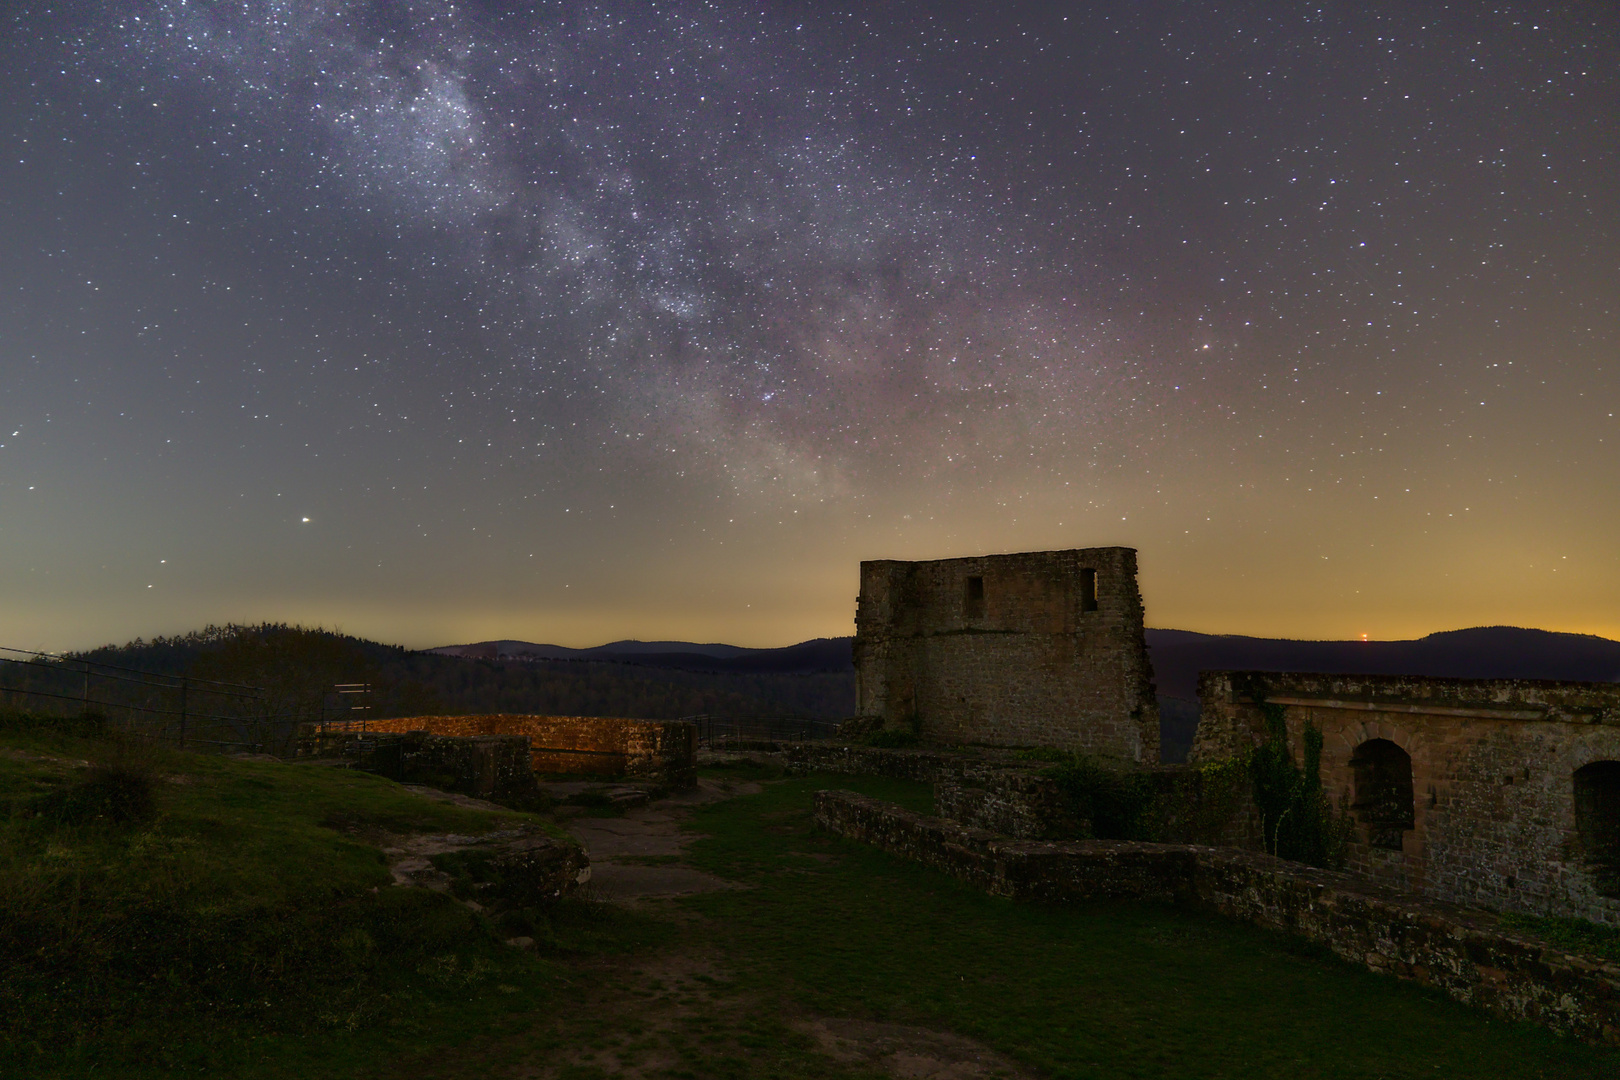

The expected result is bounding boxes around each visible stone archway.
[1351,738,1414,851]
[1574,761,1620,898]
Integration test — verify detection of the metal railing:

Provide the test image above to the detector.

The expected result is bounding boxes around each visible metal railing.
[687,714,840,749]
[0,645,267,746]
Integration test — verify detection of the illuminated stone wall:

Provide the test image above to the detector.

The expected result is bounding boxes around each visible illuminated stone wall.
[1192,670,1620,923]
[343,714,697,788]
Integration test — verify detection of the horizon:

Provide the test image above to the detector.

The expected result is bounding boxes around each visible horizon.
[19,602,1620,658]
[41,619,1620,661]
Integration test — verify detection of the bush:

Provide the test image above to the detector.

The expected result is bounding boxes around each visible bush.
[1249,704,1352,869]
[0,709,107,739]
[1500,913,1620,961]
[29,762,156,826]
[1044,755,1158,840]
[1190,757,1252,844]
[864,729,920,749]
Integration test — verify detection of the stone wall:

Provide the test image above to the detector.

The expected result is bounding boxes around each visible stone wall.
[771,741,1031,785]
[297,729,536,800]
[752,740,1254,845]
[939,764,1260,847]
[334,715,697,788]
[1191,670,1620,923]
[815,789,1620,1044]
[854,548,1159,761]
[771,741,1094,838]
[935,774,1080,840]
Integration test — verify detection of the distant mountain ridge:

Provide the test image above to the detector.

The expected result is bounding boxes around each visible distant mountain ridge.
[432,626,1620,693]
[429,639,752,660]
[429,637,852,675]
[1144,625,1620,701]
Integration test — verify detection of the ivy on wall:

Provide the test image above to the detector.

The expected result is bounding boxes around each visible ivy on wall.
[1249,702,1352,868]
[1040,700,1350,868]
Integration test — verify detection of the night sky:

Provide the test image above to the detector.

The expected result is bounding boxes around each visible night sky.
[3,2,1616,652]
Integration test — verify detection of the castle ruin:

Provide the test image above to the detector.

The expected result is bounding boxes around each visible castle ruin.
[853,547,1159,762]
[1193,670,1620,924]
[853,544,1620,925]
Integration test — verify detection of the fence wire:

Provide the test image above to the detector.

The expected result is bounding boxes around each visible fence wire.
[686,713,840,748]
[0,646,273,750]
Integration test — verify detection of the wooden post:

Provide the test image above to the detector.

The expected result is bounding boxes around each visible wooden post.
[179,677,189,748]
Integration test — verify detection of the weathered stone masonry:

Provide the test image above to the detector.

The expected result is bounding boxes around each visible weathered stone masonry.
[333,714,697,788]
[815,789,1620,1044]
[761,739,1255,846]
[297,728,536,800]
[1192,671,1620,924]
[854,547,1159,762]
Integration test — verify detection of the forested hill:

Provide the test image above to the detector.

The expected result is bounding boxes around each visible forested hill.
[430,636,853,674]
[70,625,854,722]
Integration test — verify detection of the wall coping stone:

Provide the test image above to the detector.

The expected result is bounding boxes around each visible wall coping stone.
[1263,695,1549,721]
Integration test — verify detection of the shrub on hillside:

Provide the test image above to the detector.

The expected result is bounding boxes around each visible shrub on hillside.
[29,762,157,826]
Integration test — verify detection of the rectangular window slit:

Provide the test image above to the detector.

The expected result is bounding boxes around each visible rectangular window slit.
[1080,568,1098,612]
[964,575,985,619]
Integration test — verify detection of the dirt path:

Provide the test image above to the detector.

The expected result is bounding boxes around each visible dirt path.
[798,1017,1039,1079]
[554,776,755,901]
[533,775,1043,1080]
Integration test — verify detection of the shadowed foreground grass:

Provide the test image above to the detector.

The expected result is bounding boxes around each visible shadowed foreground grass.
[0,714,573,1077]
[3,724,1615,1079]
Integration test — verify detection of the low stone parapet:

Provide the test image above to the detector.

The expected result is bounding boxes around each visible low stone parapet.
[814,789,1620,1044]
[762,741,1256,846]
[933,774,1071,841]
[939,765,1260,847]
[297,730,535,800]
[774,742,1015,784]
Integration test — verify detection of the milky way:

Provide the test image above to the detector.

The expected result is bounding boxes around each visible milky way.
[2,2,1617,648]
[116,1,1150,493]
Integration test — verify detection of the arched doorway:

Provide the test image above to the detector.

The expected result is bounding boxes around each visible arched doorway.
[1574,761,1620,898]
[1351,738,1414,851]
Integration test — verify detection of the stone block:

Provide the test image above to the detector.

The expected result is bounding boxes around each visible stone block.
[296,729,536,800]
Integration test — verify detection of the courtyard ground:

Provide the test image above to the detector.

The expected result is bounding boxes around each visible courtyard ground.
[395,761,1617,1080]
[5,728,1616,1078]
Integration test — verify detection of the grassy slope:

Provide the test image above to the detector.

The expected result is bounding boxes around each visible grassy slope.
[64,627,855,722]
[0,717,572,1078]
[678,770,1617,1080]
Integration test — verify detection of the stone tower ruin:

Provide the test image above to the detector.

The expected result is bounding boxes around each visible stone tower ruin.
[853,547,1159,762]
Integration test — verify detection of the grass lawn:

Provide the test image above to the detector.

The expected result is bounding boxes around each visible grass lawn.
[674,769,1616,1080]
[3,723,1615,1079]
